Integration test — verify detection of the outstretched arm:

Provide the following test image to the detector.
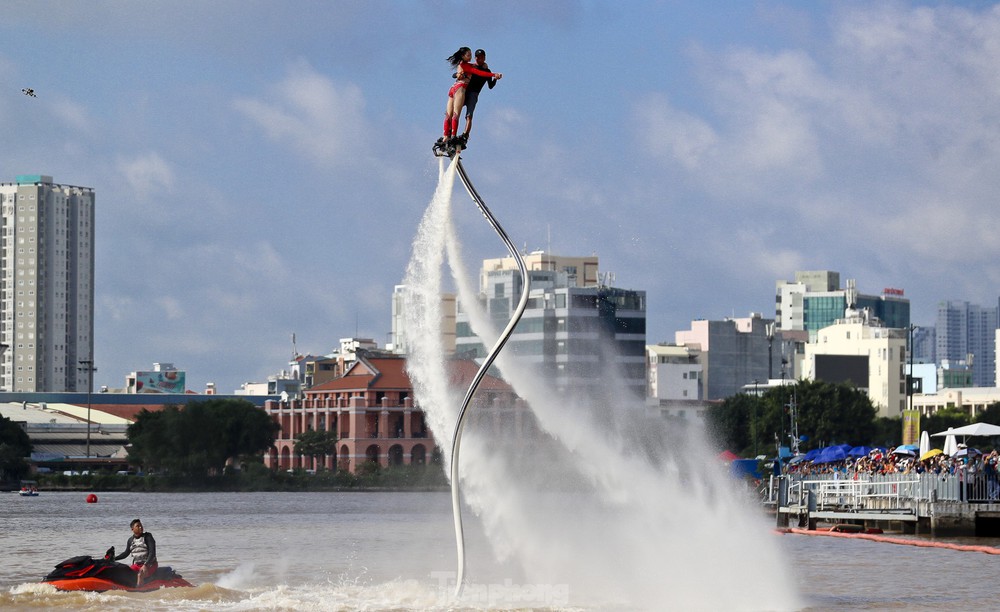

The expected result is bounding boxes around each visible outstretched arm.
[114,537,133,561]
[483,63,497,89]
[460,62,501,79]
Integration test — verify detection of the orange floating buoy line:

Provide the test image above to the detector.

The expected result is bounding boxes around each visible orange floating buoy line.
[86,493,98,503]
[776,526,1000,555]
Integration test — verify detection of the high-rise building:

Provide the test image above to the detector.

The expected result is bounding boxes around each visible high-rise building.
[0,175,94,392]
[775,271,910,337]
[935,300,998,388]
[480,251,599,290]
[775,270,839,331]
[912,326,936,364]
[455,253,647,398]
[674,313,782,401]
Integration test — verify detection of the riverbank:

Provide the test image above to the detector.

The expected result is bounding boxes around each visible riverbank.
[22,463,449,493]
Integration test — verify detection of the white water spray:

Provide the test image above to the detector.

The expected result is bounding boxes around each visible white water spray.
[404,160,801,610]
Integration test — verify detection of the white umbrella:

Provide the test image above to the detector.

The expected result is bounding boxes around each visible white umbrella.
[943,434,959,457]
[953,447,982,459]
[931,423,1000,437]
[919,430,930,456]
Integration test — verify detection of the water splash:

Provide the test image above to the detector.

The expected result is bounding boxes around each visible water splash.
[215,563,257,590]
[404,161,801,610]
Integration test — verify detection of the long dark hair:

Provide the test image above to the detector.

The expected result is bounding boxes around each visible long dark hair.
[446,47,471,67]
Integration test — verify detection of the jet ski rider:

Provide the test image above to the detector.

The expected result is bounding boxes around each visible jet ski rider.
[114,518,158,586]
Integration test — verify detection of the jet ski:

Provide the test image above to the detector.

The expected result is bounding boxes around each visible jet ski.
[42,547,193,592]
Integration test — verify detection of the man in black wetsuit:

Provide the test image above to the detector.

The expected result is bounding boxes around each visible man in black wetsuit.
[456,49,498,148]
[114,518,158,586]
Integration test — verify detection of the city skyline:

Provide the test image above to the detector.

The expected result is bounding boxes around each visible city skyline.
[2,2,999,392]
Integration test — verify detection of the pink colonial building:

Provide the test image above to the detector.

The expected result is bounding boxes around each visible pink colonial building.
[264,353,516,473]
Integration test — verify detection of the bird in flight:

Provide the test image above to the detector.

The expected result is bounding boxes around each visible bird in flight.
[22,88,36,97]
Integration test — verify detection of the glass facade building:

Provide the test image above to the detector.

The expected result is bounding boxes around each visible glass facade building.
[456,268,647,398]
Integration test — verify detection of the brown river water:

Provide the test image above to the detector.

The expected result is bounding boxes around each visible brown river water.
[2,490,998,611]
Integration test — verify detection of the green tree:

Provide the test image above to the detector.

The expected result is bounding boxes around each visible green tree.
[127,399,279,476]
[0,414,32,482]
[975,402,1000,426]
[922,406,969,437]
[792,379,878,448]
[294,428,338,470]
[707,380,880,456]
[871,416,902,448]
[706,393,754,456]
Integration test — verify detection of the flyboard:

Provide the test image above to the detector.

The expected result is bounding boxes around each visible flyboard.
[443,146,530,597]
[433,134,468,158]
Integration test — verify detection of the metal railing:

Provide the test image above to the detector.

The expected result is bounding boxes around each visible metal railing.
[780,474,922,511]
[777,472,1000,510]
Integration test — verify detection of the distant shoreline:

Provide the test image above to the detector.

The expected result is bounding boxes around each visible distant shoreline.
[11,464,450,493]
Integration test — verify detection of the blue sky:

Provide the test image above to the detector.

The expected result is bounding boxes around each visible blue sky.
[2,1,999,392]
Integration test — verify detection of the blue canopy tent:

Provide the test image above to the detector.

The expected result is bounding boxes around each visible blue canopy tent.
[730,458,763,479]
[814,446,847,464]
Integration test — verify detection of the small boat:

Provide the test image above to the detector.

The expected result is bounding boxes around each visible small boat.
[18,487,39,497]
[42,551,193,592]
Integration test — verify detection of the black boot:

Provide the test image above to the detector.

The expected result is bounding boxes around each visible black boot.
[433,137,449,156]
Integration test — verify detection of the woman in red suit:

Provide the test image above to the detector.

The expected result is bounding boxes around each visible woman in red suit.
[436,47,502,152]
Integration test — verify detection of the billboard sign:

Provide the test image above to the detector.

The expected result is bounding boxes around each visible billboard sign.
[134,370,185,394]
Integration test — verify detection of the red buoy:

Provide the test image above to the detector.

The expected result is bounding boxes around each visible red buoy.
[86,493,98,503]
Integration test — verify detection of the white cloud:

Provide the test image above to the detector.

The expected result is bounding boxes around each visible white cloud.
[636,3,1000,268]
[48,97,92,133]
[156,296,185,320]
[233,58,369,168]
[116,152,175,198]
[637,94,717,171]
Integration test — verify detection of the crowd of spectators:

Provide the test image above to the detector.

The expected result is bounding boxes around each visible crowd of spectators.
[785,446,1000,481]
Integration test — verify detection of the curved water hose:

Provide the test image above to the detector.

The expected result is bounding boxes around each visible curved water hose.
[449,158,530,597]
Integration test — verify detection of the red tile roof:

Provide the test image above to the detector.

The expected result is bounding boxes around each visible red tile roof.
[87,403,171,422]
[305,356,512,394]
[446,359,513,391]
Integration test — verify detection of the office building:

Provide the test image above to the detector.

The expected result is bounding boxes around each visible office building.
[674,313,783,401]
[802,308,907,418]
[0,175,94,392]
[456,253,647,398]
[935,300,998,388]
[775,271,910,338]
[646,344,701,401]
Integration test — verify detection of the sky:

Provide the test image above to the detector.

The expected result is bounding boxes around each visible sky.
[2,1,999,393]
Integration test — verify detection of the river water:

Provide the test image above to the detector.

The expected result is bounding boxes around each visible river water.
[2,490,998,611]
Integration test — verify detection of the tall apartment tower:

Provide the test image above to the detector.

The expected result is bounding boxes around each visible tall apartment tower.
[936,300,998,388]
[0,175,94,392]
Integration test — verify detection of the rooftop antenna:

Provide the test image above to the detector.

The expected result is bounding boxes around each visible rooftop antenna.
[291,332,297,359]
